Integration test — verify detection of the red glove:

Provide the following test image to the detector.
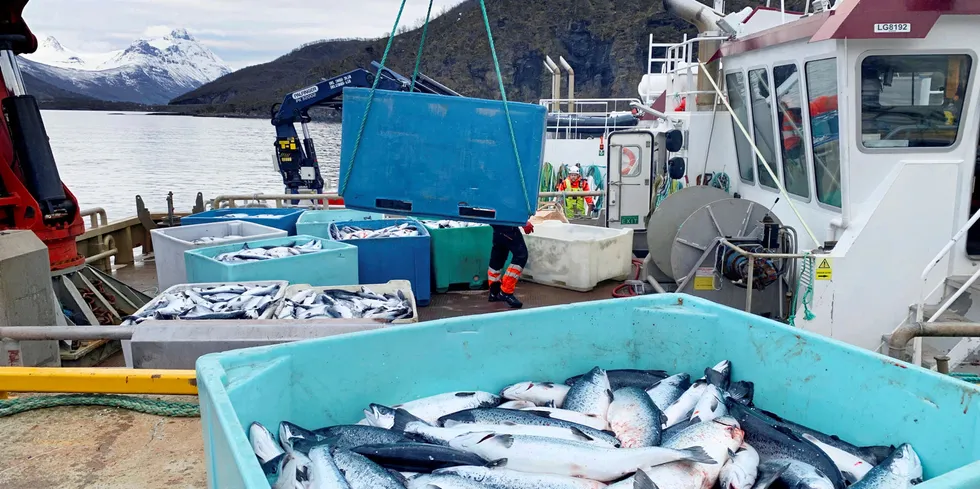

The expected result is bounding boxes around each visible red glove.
[522,221,534,234]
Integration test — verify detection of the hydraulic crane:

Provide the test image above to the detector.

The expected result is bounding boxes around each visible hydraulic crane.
[270,62,460,195]
[0,0,84,271]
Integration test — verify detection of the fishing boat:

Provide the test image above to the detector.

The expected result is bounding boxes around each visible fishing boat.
[4,0,980,486]
[7,0,980,374]
[535,0,980,375]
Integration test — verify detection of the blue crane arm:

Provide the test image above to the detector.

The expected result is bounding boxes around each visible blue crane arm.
[270,68,406,196]
[269,64,459,197]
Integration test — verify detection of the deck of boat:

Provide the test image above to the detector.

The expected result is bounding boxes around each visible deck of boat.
[2,252,626,489]
[112,251,624,321]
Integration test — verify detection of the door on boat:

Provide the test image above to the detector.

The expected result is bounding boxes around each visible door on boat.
[969,137,980,256]
[607,131,654,231]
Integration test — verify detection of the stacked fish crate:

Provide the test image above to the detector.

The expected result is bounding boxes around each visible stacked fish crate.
[150,220,287,290]
[421,219,497,293]
[326,219,432,306]
[180,208,306,234]
[183,235,359,286]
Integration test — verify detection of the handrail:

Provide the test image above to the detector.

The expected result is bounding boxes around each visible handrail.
[916,205,980,322]
[213,192,609,210]
[80,207,108,228]
[211,193,342,209]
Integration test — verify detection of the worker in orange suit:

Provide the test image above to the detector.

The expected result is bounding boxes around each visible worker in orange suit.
[557,167,593,218]
[488,221,534,309]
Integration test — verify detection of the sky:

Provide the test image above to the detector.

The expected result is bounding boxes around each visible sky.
[23,0,463,69]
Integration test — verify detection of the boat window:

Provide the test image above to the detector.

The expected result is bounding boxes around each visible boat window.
[748,68,780,188]
[620,145,642,177]
[773,63,810,199]
[805,58,842,207]
[725,72,755,183]
[861,54,972,149]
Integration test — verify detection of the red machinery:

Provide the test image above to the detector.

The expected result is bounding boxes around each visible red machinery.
[0,0,84,271]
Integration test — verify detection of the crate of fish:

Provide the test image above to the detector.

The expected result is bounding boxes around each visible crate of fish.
[421,219,494,293]
[327,219,432,307]
[295,209,385,239]
[120,281,287,368]
[150,220,288,291]
[184,235,358,286]
[339,88,545,226]
[273,280,417,324]
[196,293,980,489]
[180,208,306,235]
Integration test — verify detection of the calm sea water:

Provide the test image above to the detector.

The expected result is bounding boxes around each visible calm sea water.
[41,110,343,221]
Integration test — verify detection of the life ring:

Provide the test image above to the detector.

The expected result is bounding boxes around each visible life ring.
[621,146,638,176]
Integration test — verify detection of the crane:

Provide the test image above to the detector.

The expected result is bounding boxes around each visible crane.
[270,62,460,196]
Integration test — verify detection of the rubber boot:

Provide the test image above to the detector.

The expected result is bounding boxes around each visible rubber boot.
[499,292,523,309]
[488,282,502,302]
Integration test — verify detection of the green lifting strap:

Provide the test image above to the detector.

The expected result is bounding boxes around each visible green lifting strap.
[338,0,408,196]
[410,0,435,92]
[340,0,535,217]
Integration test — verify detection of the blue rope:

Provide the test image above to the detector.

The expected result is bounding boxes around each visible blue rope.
[478,0,533,216]
[339,0,409,195]
[410,0,435,92]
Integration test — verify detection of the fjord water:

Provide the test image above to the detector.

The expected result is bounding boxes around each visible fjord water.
[42,110,343,221]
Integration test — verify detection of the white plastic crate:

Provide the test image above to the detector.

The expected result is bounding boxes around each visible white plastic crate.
[122,280,288,368]
[274,280,418,324]
[150,221,287,291]
[522,221,633,291]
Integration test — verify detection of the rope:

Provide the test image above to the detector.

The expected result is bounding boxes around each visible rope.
[0,394,200,418]
[478,0,533,216]
[410,0,435,92]
[339,0,409,195]
[788,253,816,326]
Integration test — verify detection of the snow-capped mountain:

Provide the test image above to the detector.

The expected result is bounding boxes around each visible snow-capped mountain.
[19,29,231,104]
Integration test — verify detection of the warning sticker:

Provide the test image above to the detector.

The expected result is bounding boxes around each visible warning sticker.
[694,267,715,291]
[815,258,833,281]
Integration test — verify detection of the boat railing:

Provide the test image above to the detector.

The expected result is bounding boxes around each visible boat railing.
[211,192,608,210]
[80,207,108,229]
[536,98,642,139]
[647,33,730,110]
[916,206,980,324]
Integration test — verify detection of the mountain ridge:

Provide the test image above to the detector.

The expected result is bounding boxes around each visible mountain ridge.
[170,0,808,117]
[20,28,231,105]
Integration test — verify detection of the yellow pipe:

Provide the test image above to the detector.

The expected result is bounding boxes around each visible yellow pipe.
[0,367,198,396]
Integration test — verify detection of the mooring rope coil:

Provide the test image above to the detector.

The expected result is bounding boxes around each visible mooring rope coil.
[0,394,200,418]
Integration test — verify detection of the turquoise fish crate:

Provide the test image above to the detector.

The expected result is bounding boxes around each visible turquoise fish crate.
[339,87,545,226]
[294,209,384,239]
[180,208,306,235]
[184,235,358,286]
[196,294,980,489]
[327,219,431,306]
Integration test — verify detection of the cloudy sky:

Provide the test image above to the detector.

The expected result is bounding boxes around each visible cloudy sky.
[23,0,463,69]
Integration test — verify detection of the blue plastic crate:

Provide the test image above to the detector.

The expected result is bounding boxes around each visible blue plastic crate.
[196,293,980,489]
[328,218,431,306]
[184,235,358,286]
[181,208,305,235]
[339,88,545,226]
[295,209,384,239]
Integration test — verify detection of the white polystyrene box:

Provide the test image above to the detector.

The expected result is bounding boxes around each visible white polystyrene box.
[522,221,633,292]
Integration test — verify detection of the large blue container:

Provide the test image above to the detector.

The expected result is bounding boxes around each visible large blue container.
[196,294,980,489]
[295,209,384,239]
[181,208,305,235]
[328,219,431,306]
[339,88,545,226]
[184,235,358,286]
